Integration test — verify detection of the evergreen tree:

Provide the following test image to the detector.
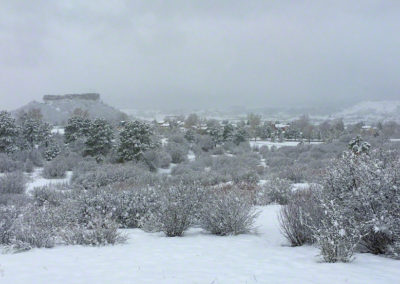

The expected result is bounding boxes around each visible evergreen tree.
[222,123,235,142]
[233,127,249,145]
[118,120,155,162]
[208,124,223,147]
[0,110,19,153]
[43,139,61,161]
[84,118,114,160]
[64,116,92,144]
[20,114,52,149]
[348,136,370,155]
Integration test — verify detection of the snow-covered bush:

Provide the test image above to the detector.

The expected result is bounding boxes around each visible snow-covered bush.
[0,205,21,244]
[311,194,362,263]
[0,171,25,194]
[6,204,57,251]
[60,212,125,246]
[0,153,23,173]
[199,187,258,236]
[12,149,44,167]
[32,186,65,207]
[73,163,159,189]
[279,187,322,246]
[306,143,400,262]
[142,183,202,237]
[166,142,188,164]
[62,152,84,171]
[158,151,172,168]
[258,178,292,205]
[24,160,34,173]
[42,156,68,178]
[143,149,172,169]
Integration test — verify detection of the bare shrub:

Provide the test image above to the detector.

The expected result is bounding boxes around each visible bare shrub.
[279,187,322,246]
[200,187,259,236]
[0,171,25,194]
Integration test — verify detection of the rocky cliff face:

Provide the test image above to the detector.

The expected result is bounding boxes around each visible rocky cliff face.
[43,93,100,102]
[13,93,127,125]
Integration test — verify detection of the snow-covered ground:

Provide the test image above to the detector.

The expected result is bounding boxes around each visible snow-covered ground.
[250,140,323,149]
[51,127,65,135]
[1,206,399,284]
[25,168,73,193]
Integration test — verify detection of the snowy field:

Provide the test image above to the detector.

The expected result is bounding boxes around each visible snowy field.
[25,168,73,193]
[1,206,399,284]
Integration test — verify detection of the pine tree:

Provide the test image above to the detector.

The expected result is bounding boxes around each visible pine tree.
[222,123,235,142]
[0,111,19,154]
[20,114,52,149]
[43,139,61,161]
[84,118,114,160]
[233,127,249,145]
[118,120,155,162]
[348,136,370,155]
[64,116,92,144]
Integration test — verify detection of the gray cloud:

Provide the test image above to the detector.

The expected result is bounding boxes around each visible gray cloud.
[1,0,399,110]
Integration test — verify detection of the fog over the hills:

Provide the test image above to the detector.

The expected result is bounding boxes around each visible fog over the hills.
[1,0,399,111]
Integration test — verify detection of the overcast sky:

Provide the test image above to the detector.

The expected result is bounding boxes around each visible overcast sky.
[1,0,399,110]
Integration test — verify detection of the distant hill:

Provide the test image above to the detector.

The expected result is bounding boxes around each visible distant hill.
[331,100,400,124]
[13,93,128,125]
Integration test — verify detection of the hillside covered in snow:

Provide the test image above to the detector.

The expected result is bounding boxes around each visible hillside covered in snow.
[331,100,400,124]
[13,93,127,125]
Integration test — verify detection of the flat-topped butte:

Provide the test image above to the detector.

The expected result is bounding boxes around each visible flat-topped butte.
[43,93,100,102]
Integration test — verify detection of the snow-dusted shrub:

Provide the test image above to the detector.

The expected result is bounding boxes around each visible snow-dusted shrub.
[42,156,68,178]
[158,151,172,168]
[143,149,172,169]
[32,186,64,207]
[142,183,202,237]
[231,142,251,155]
[258,178,292,205]
[197,135,214,152]
[166,142,188,164]
[12,149,43,167]
[55,190,127,245]
[211,146,224,155]
[0,153,23,172]
[0,205,21,244]
[0,171,25,194]
[0,193,30,207]
[24,160,34,173]
[309,145,400,262]
[62,152,84,171]
[278,164,307,183]
[311,195,362,263]
[72,163,137,189]
[279,187,322,246]
[259,145,270,158]
[200,187,259,236]
[60,212,126,246]
[7,204,57,251]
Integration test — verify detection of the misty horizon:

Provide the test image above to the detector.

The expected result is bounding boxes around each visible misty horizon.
[1,1,400,110]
